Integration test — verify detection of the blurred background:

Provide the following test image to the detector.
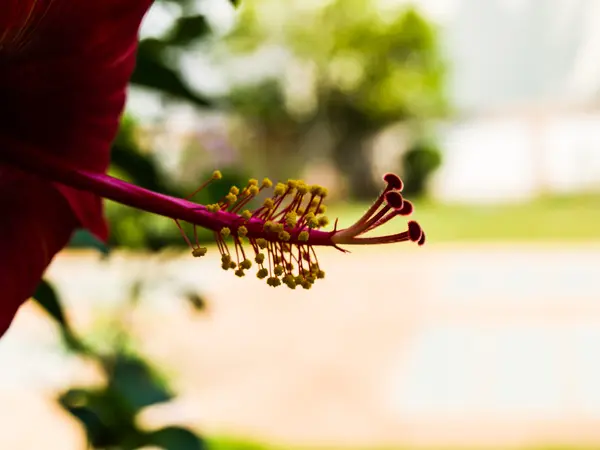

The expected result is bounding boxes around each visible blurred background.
[2,0,600,448]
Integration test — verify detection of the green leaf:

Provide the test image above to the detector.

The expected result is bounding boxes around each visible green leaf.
[146,426,207,450]
[132,39,212,108]
[33,280,86,352]
[33,279,67,326]
[68,229,110,256]
[167,15,211,46]
[107,354,173,411]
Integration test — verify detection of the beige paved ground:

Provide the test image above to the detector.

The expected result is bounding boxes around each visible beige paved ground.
[2,243,600,449]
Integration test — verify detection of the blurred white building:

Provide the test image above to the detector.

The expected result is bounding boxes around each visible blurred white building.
[420,0,600,202]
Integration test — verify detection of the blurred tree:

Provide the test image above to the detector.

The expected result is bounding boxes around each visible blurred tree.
[223,0,447,199]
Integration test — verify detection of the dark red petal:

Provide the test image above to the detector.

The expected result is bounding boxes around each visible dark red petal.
[0,172,77,337]
[0,1,152,240]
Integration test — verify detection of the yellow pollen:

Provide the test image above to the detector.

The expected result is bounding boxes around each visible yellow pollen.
[237,226,248,238]
[274,183,286,196]
[192,247,208,257]
[256,238,268,249]
[278,231,291,242]
[220,227,231,238]
[298,231,309,242]
[241,210,252,220]
[212,170,222,180]
[318,216,330,227]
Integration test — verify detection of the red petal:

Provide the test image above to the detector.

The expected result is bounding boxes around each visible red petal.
[0,170,77,337]
[0,1,152,240]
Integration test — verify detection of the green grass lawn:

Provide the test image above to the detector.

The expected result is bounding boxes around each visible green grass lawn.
[208,437,597,450]
[328,193,600,242]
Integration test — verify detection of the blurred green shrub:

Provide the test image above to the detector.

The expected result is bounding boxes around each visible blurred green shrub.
[401,139,442,197]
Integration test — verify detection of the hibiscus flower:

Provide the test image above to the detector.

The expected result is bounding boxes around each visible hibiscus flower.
[0,0,425,338]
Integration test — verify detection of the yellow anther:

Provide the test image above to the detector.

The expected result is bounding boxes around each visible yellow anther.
[255,253,265,264]
[229,261,237,269]
[285,212,297,227]
[282,274,296,287]
[317,270,326,279]
[304,212,315,221]
[318,205,327,214]
[225,193,237,204]
[249,185,259,195]
[256,238,268,249]
[229,186,240,196]
[235,269,245,277]
[273,255,282,264]
[319,187,329,198]
[272,223,284,233]
[263,221,274,232]
[274,183,286,196]
[267,277,282,287]
[221,254,231,264]
[207,203,220,213]
[237,226,248,238]
[257,268,269,279]
[212,170,222,180]
[220,227,231,238]
[317,216,329,228]
[263,198,274,209]
[240,259,252,270]
[287,179,298,190]
[274,265,284,276]
[248,178,259,186]
[310,185,322,196]
[262,178,273,188]
[301,281,312,290]
[278,231,290,242]
[308,217,319,229]
[241,210,252,220]
[192,247,208,258]
[298,231,309,242]
[221,262,230,271]
[297,183,308,195]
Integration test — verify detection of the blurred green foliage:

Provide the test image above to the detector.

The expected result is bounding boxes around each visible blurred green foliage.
[224,0,446,198]
[33,279,207,449]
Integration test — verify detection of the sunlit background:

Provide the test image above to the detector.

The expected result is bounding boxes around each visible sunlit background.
[2,0,600,448]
